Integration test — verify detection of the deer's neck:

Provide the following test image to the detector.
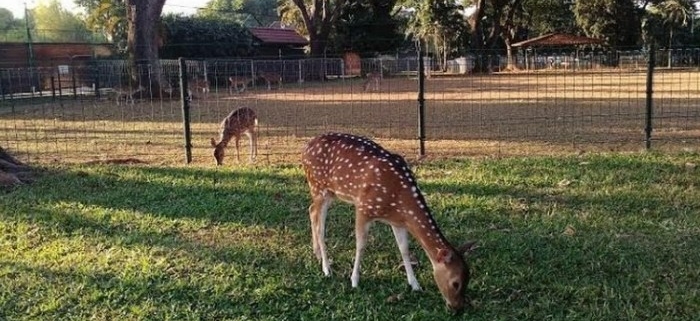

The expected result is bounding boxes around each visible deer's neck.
[401,206,453,264]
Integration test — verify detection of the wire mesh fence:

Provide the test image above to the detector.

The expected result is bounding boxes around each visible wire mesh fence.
[1,48,699,166]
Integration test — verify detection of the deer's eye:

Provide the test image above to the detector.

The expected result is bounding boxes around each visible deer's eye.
[452,281,461,290]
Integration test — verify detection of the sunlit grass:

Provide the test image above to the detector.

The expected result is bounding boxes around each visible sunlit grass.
[1,152,699,320]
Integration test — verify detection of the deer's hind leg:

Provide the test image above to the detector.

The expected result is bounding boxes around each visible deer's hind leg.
[309,192,333,276]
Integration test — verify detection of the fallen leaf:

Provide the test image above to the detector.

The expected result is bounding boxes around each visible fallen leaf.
[557,179,572,187]
[562,225,576,236]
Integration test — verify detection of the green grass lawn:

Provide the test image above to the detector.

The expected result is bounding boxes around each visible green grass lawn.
[1,152,699,320]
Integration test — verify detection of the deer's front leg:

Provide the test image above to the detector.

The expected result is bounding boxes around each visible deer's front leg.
[392,225,422,291]
[246,131,256,162]
[351,212,371,288]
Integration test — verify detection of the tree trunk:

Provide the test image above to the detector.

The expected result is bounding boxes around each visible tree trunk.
[505,40,516,71]
[291,0,345,58]
[125,0,166,96]
[668,27,673,68]
[468,0,487,73]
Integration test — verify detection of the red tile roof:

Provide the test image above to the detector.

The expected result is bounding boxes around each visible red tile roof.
[249,28,308,46]
[512,33,605,48]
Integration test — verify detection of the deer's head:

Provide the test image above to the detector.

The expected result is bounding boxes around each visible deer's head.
[432,241,477,312]
[211,138,225,166]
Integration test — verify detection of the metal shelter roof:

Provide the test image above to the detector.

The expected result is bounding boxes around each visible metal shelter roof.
[512,33,605,48]
[248,28,308,46]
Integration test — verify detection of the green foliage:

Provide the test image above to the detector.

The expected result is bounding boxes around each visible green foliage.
[0,8,25,42]
[404,0,468,58]
[1,153,700,319]
[278,0,306,36]
[645,0,695,48]
[197,0,279,27]
[74,0,128,49]
[160,14,254,58]
[330,0,406,55]
[29,0,96,42]
[522,0,578,35]
[574,0,643,49]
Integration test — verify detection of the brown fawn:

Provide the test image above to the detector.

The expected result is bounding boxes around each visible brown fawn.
[210,107,258,165]
[362,72,381,91]
[258,71,282,90]
[301,132,476,311]
[228,76,251,94]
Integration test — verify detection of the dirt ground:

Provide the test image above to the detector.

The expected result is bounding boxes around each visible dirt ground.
[1,70,699,166]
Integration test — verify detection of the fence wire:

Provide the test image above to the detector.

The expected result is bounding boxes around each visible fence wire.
[1,49,699,165]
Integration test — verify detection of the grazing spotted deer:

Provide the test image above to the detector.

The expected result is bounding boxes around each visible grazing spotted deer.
[301,133,476,312]
[258,71,282,90]
[362,72,381,91]
[228,76,252,94]
[210,107,258,165]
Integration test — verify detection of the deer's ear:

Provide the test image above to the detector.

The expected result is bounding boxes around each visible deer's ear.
[210,138,217,148]
[457,241,478,255]
[436,248,453,264]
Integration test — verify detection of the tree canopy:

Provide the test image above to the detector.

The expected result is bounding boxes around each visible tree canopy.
[30,0,94,42]
[42,0,700,64]
[160,14,253,58]
[75,0,128,49]
[574,0,642,49]
[0,8,25,42]
[197,0,279,27]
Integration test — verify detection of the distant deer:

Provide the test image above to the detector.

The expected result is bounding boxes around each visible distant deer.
[113,85,144,105]
[362,72,381,91]
[190,77,210,94]
[301,132,476,312]
[228,76,252,94]
[258,71,282,90]
[210,107,258,165]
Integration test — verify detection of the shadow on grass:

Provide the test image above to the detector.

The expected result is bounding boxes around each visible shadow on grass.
[2,153,700,318]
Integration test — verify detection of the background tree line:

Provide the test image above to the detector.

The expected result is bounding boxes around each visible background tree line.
[0,0,698,91]
[2,0,698,57]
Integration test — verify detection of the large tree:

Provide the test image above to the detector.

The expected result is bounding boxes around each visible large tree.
[404,0,466,70]
[574,0,642,50]
[330,0,404,55]
[75,0,166,91]
[280,0,348,56]
[125,0,166,93]
[651,0,693,67]
[522,0,577,35]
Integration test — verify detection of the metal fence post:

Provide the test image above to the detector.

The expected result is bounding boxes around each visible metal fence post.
[417,41,426,157]
[179,57,193,164]
[93,61,100,99]
[645,44,655,150]
[71,63,78,100]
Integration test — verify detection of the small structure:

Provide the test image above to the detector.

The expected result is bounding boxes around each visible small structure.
[512,33,606,70]
[343,52,361,77]
[248,27,308,58]
[512,33,605,48]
